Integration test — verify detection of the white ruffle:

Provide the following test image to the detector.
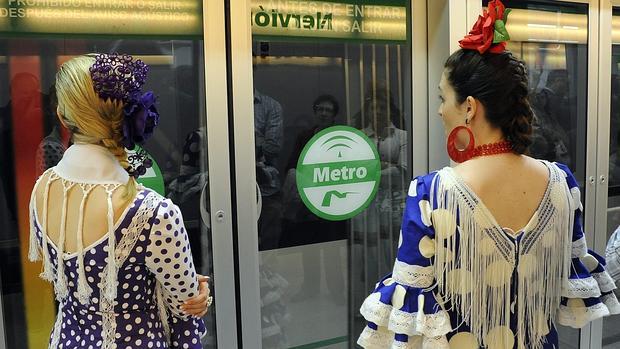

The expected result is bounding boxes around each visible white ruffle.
[357,326,393,348]
[360,293,392,326]
[591,271,617,293]
[557,302,610,328]
[357,326,450,349]
[571,236,587,258]
[360,292,452,338]
[389,308,452,338]
[393,260,434,288]
[601,293,620,314]
[562,277,601,298]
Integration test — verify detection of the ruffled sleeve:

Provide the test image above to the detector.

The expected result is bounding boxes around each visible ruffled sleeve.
[358,173,452,349]
[555,163,620,328]
[145,199,206,348]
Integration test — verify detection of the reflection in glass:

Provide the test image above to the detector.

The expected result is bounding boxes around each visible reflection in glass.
[252,37,412,348]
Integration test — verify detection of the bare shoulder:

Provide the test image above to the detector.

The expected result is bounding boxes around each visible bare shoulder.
[453,154,548,188]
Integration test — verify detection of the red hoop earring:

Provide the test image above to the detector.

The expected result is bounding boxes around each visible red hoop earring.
[447,126,475,163]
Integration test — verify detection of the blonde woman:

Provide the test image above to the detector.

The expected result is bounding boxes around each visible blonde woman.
[29,54,209,349]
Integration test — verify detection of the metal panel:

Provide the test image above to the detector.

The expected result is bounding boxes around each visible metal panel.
[228,0,264,348]
[203,1,239,348]
[592,1,613,349]
[584,1,600,348]
[412,0,429,176]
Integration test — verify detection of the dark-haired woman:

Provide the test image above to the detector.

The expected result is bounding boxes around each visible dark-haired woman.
[357,1,620,349]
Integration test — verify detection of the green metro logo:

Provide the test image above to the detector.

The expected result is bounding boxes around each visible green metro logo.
[296,126,380,221]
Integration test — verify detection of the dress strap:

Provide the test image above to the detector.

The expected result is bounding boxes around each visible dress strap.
[76,184,96,305]
[102,184,121,302]
[54,178,75,301]
[39,171,59,282]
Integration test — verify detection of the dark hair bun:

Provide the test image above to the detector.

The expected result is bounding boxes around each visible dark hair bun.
[444,49,533,154]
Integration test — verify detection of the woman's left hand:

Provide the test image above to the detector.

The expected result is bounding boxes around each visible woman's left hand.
[181,275,211,317]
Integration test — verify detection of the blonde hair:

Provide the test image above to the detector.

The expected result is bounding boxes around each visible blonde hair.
[55,55,137,198]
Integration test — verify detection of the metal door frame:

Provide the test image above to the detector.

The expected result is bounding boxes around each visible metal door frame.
[203,1,240,348]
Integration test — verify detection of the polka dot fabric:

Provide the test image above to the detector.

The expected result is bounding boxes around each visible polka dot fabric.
[357,162,620,349]
[32,189,206,348]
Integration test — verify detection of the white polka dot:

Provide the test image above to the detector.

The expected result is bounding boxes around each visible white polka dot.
[408,179,418,197]
[383,278,395,286]
[449,332,479,349]
[419,236,435,258]
[447,269,472,294]
[419,200,432,226]
[580,253,598,272]
[391,285,407,309]
[485,260,513,287]
[432,209,456,239]
[484,326,514,349]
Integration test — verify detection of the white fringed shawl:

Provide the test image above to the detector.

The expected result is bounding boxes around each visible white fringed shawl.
[431,161,573,349]
[27,144,167,349]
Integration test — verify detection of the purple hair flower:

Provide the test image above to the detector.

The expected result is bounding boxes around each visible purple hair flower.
[88,53,159,178]
[122,91,159,150]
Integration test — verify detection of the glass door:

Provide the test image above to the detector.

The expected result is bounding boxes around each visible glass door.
[230,1,416,348]
[0,1,237,348]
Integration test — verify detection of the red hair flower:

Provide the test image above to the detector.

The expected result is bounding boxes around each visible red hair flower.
[459,0,511,54]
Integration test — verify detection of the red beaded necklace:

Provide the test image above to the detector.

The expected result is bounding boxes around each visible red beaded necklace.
[471,140,513,159]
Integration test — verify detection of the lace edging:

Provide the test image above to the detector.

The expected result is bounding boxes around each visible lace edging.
[562,277,601,298]
[360,292,452,338]
[572,237,587,258]
[357,326,393,349]
[557,302,610,328]
[100,191,161,349]
[591,271,617,293]
[393,260,434,288]
[602,293,620,314]
[389,308,452,338]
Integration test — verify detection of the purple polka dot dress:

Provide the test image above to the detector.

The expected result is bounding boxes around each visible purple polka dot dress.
[29,172,206,349]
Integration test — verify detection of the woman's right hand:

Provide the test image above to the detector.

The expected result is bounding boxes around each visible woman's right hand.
[181,275,211,318]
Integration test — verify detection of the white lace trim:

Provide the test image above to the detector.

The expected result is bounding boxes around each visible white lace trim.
[360,293,392,326]
[562,277,601,298]
[393,260,434,288]
[360,292,452,338]
[100,191,161,349]
[591,271,616,293]
[389,308,452,338]
[422,336,450,349]
[602,293,620,314]
[572,237,587,258]
[557,302,610,328]
[357,326,393,349]
[391,338,422,349]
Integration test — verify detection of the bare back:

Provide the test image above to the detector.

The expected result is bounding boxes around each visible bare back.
[453,154,549,233]
[34,170,133,254]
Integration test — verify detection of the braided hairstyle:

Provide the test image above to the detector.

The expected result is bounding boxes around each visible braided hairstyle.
[55,55,137,198]
[444,49,533,154]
